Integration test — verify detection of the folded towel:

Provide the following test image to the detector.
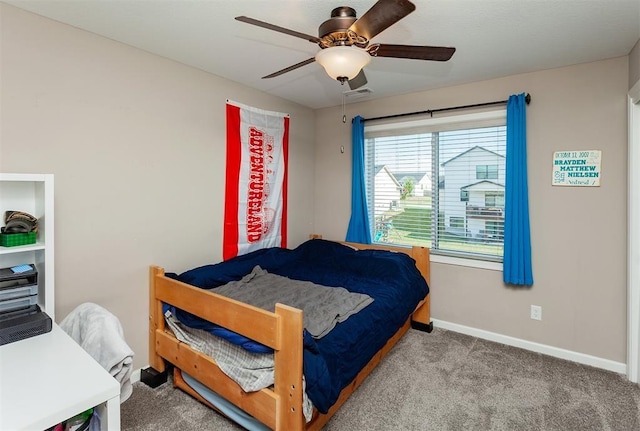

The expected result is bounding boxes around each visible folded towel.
[60,302,134,403]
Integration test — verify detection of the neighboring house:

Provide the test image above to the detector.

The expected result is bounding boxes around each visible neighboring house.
[373,165,402,217]
[417,172,433,195]
[461,180,505,240]
[441,146,506,239]
[391,171,431,197]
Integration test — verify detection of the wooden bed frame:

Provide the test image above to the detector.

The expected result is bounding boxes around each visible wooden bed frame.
[148,239,431,431]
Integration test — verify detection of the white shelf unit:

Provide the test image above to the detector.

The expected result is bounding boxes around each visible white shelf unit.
[0,173,121,430]
[0,173,55,319]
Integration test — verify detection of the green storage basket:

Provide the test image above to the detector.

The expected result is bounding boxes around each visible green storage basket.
[0,232,37,247]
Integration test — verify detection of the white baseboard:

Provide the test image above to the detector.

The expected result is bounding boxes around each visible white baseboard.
[432,319,627,375]
[131,367,143,384]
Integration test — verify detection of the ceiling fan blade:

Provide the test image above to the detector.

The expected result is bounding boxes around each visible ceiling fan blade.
[236,16,321,44]
[349,0,416,41]
[262,57,316,79]
[371,44,456,61]
[348,69,368,90]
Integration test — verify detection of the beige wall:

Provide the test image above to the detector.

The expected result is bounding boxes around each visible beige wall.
[315,57,629,362]
[0,5,315,369]
[630,39,640,89]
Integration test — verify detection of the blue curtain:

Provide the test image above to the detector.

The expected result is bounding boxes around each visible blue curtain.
[345,116,372,243]
[503,93,533,285]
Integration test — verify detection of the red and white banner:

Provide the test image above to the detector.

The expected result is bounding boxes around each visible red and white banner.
[223,101,289,260]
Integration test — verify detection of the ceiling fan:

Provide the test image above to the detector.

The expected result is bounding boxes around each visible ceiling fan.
[235,0,456,90]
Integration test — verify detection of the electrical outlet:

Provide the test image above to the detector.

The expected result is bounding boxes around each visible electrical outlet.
[530,305,542,321]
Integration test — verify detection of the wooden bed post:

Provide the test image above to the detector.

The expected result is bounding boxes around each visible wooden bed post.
[410,246,433,332]
[274,303,305,431]
[149,266,166,373]
[411,246,430,285]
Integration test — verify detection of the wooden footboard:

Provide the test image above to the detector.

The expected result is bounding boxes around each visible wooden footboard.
[148,240,431,431]
[149,266,304,430]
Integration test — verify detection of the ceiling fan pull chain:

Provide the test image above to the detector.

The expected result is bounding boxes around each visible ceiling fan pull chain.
[342,93,347,123]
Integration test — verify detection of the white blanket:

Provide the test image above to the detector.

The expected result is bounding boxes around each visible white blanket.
[60,302,134,403]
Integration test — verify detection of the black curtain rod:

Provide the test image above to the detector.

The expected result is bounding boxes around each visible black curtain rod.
[360,93,531,123]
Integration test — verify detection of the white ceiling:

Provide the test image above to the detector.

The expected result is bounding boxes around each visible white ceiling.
[4,0,640,109]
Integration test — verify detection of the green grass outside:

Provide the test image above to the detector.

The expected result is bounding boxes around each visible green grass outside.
[376,202,504,257]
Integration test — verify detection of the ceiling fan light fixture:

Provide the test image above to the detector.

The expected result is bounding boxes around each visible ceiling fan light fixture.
[315,46,371,82]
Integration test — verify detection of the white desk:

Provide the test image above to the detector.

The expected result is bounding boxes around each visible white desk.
[0,324,121,430]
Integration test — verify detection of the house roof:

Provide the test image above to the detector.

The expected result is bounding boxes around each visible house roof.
[391,171,428,183]
[441,146,505,166]
[374,165,402,187]
[461,180,505,190]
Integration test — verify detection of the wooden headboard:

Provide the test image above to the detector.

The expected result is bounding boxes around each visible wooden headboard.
[309,234,430,285]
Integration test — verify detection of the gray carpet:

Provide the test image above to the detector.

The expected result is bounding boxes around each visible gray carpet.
[121,328,640,430]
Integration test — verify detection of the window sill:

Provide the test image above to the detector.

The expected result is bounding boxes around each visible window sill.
[430,254,503,271]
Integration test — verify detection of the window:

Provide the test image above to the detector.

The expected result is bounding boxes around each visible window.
[476,164,498,179]
[450,216,464,229]
[485,192,505,207]
[486,221,504,241]
[364,111,506,261]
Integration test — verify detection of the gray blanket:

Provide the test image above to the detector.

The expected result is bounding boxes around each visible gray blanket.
[164,310,314,421]
[211,266,373,339]
[60,302,134,403]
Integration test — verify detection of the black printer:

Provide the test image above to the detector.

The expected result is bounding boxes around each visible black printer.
[0,264,52,345]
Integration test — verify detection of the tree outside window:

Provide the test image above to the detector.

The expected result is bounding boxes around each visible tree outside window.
[400,177,415,200]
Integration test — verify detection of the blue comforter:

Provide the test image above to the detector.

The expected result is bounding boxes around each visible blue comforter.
[168,239,429,414]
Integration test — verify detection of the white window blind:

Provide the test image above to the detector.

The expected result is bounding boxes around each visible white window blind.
[364,111,506,261]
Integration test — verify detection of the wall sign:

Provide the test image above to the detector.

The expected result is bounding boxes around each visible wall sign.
[224,100,289,260]
[552,150,601,187]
